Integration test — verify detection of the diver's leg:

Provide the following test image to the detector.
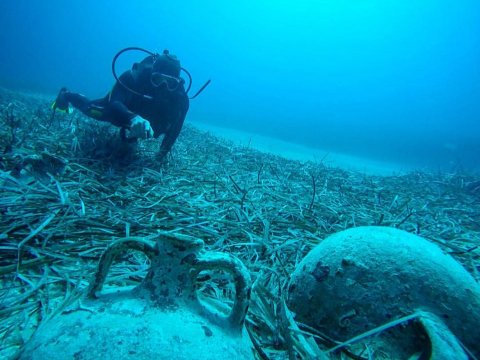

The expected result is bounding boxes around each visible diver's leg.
[68,93,96,114]
[69,94,107,120]
[52,88,135,141]
[53,88,133,125]
[52,87,109,120]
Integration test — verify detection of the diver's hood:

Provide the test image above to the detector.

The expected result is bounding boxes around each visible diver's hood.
[153,51,181,78]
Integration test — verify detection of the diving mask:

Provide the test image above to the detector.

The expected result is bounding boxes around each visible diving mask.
[151,72,184,92]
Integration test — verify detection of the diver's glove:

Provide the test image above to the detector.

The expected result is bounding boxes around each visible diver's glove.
[128,116,154,139]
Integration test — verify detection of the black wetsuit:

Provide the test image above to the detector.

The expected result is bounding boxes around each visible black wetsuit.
[63,55,189,156]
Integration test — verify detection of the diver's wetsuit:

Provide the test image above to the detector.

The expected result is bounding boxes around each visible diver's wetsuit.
[62,55,189,156]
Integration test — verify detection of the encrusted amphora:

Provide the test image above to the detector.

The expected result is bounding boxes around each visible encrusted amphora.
[20,234,255,359]
[287,226,480,359]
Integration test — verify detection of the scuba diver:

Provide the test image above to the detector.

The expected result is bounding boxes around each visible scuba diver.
[52,47,210,160]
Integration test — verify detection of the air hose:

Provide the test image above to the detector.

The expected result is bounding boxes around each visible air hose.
[111,47,210,100]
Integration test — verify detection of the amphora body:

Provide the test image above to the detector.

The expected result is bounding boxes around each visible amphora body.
[20,234,254,360]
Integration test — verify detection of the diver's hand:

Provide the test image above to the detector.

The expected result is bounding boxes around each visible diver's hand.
[128,116,154,139]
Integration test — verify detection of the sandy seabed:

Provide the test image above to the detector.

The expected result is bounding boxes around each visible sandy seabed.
[193,122,414,176]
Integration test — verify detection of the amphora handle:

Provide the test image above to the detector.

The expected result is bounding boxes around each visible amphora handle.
[191,251,252,333]
[88,237,157,298]
[87,236,252,334]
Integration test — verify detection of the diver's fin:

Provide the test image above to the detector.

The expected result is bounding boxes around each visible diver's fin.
[51,101,72,114]
[51,87,71,113]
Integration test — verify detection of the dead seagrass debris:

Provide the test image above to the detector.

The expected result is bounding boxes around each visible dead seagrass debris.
[0,88,479,359]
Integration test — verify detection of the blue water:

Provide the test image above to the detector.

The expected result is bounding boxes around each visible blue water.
[1,0,479,172]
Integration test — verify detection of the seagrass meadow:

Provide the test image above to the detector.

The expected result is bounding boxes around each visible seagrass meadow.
[0,87,479,359]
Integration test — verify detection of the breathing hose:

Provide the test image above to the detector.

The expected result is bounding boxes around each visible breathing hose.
[111,47,210,100]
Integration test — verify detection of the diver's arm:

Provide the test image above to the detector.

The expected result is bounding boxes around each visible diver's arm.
[158,96,189,158]
[107,96,153,139]
[158,112,186,158]
[105,101,135,127]
[105,72,137,127]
